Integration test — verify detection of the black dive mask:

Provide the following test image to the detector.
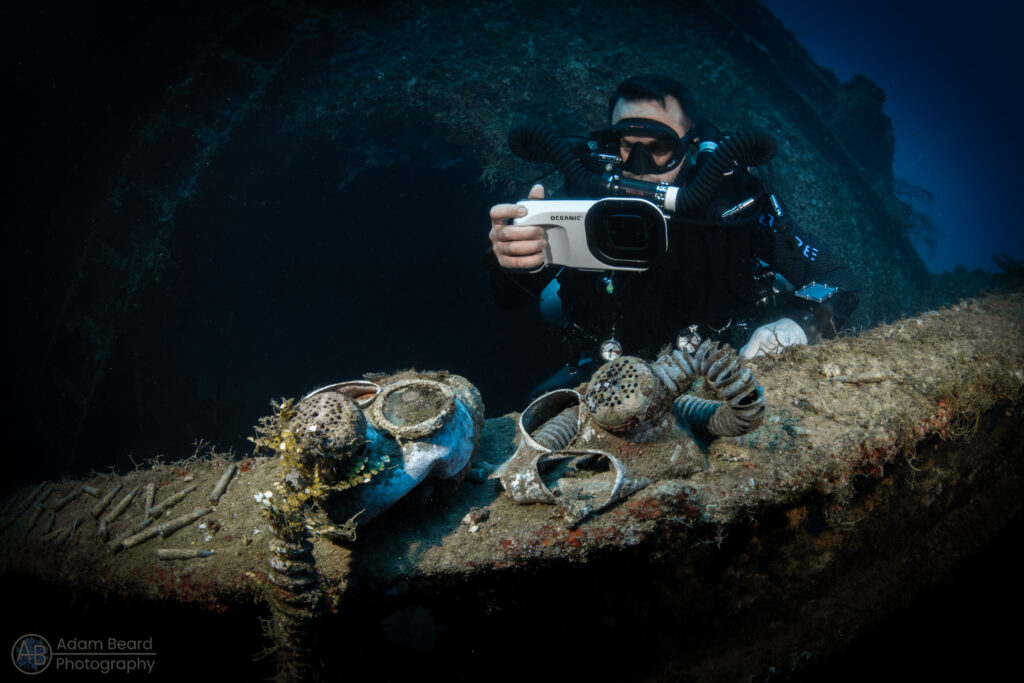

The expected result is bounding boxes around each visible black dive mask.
[590,118,692,175]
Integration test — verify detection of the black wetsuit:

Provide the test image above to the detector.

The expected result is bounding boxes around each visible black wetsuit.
[487,166,859,362]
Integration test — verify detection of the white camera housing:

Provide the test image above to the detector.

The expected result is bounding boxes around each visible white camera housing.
[513,198,668,272]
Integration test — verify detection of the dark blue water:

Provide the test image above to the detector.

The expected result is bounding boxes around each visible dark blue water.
[765,0,1024,274]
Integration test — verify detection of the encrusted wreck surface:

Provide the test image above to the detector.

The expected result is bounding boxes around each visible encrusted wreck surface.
[3,294,1022,680]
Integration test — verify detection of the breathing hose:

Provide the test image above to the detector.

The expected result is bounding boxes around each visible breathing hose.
[507,121,777,213]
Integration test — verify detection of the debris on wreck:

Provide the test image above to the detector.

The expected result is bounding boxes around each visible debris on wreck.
[1,295,1022,681]
[495,339,765,526]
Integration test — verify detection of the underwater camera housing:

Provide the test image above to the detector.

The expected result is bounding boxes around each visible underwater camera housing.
[513,198,668,272]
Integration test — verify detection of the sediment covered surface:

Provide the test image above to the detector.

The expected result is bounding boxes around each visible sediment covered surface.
[2,294,1022,680]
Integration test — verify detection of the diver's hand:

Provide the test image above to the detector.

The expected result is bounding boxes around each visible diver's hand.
[489,184,547,270]
[739,318,808,359]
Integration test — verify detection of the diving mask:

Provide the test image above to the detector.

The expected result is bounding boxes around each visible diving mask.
[590,118,692,175]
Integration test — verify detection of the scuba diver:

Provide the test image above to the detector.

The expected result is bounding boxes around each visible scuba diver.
[486,74,859,395]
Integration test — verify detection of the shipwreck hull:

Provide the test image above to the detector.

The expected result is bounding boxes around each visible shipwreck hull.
[3,294,1022,681]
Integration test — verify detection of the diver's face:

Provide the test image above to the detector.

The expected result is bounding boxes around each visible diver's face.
[611,96,689,184]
